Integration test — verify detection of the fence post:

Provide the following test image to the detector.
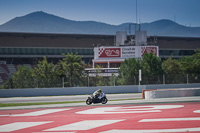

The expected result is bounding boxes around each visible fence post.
[88,75,89,87]
[114,76,116,86]
[187,74,189,84]
[163,74,165,85]
[62,77,64,88]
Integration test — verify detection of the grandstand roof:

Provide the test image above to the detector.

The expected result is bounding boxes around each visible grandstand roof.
[0,32,114,48]
[0,32,200,50]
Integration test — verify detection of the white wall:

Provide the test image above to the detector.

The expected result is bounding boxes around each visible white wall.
[145,88,200,99]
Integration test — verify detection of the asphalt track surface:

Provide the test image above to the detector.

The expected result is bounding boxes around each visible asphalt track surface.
[0,95,200,133]
[0,99,200,133]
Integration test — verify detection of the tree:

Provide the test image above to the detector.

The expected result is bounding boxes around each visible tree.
[55,59,68,87]
[9,65,33,88]
[118,58,141,85]
[33,57,58,88]
[162,57,183,75]
[141,53,163,75]
[191,49,200,74]
[179,56,194,74]
[162,57,186,84]
[61,53,84,87]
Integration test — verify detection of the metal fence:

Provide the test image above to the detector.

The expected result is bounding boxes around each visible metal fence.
[86,74,200,87]
[2,74,200,89]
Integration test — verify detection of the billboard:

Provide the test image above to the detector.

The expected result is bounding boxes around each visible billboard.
[98,48,121,58]
[141,46,158,56]
[94,46,158,59]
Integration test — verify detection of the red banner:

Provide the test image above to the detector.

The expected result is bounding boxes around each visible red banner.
[141,47,157,56]
[98,48,121,58]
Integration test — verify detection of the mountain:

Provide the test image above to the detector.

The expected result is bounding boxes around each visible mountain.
[0,11,200,37]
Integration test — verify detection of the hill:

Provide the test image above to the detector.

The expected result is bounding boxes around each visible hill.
[0,11,200,37]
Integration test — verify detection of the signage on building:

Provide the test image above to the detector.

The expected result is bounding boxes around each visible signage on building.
[121,47,138,58]
[141,46,158,56]
[98,48,121,58]
[94,46,159,59]
[85,68,118,73]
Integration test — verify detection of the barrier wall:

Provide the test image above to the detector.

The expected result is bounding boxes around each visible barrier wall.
[0,86,138,97]
[0,83,200,97]
[145,88,200,99]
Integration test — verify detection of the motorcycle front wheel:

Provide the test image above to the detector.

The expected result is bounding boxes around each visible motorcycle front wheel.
[86,98,92,105]
[101,97,108,104]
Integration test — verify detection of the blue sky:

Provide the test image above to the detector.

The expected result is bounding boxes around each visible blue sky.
[0,0,200,27]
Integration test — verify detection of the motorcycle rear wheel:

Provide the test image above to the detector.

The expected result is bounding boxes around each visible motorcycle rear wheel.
[101,97,108,104]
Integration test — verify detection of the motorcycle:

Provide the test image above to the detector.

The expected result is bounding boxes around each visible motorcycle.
[86,93,108,105]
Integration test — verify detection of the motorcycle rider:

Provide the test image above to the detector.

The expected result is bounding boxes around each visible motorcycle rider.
[93,89,104,100]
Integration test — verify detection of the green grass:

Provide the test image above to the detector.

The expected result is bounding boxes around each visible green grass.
[0,101,85,107]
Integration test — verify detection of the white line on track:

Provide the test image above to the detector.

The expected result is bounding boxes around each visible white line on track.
[100,127,200,133]
[0,122,52,132]
[139,117,200,122]
[0,109,71,117]
[76,105,184,114]
[44,120,124,131]
[194,110,200,113]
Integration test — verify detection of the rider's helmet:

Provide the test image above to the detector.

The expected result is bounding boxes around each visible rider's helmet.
[98,89,102,93]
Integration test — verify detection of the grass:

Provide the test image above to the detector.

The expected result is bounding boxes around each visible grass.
[0,98,142,108]
[0,101,84,107]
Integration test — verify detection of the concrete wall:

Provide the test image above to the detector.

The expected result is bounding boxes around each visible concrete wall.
[145,88,200,99]
[0,83,200,97]
[0,86,138,97]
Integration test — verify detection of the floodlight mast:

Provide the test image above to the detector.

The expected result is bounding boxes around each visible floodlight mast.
[129,0,138,35]
[135,0,138,33]
[136,0,138,25]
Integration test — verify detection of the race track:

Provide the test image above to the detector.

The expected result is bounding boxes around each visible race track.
[0,102,200,133]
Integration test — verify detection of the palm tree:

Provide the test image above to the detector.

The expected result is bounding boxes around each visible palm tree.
[62,53,84,87]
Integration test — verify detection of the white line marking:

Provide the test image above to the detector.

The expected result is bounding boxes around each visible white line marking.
[100,127,200,133]
[194,110,200,113]
[0,122,52,132]
[139,117,200,122]
[76,105,183,114]
[45,120,124,131]
[0,109,71,117]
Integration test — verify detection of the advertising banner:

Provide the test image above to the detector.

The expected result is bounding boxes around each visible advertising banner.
[94,46,158,59]
[98,47,121,58]
[141,46,158,56]
[121,47,138,58]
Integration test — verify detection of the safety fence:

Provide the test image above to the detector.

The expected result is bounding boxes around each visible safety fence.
[1,74,200,89]
[87,74,200,86]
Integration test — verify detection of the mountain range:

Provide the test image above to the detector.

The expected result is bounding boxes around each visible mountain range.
[0,11,200,37]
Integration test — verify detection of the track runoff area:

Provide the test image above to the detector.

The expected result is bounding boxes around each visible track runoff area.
[0,102,200,133]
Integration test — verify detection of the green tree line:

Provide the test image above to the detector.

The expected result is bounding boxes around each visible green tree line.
[2,49,200,89]
[118,49,200,85]
[3,53,84,89]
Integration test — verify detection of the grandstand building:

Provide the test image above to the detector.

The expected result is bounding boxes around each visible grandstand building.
[0,32,200,84]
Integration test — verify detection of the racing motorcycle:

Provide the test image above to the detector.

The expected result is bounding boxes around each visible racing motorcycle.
[86,93,108,105]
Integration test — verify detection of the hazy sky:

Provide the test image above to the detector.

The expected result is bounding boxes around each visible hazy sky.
[0,0,200,27]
